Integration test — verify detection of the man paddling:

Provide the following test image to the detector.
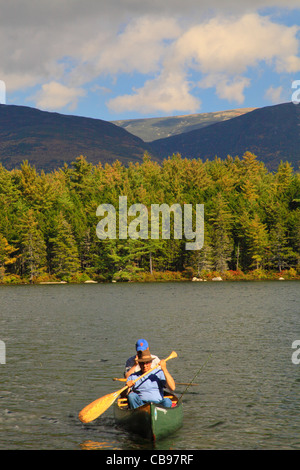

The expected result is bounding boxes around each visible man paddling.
[126,349,176,409]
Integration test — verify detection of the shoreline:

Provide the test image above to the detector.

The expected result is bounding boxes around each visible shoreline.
[0,269,299,285]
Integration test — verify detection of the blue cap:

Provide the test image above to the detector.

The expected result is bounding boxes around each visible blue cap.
[136,339,149,351]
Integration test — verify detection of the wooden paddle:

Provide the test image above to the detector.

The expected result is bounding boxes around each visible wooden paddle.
[78,350,178,423]
[113,377,199,386]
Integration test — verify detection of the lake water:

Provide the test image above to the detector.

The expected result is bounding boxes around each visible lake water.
[0,280,299,450]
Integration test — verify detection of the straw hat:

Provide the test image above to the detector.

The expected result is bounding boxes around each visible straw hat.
[137,349,153,363]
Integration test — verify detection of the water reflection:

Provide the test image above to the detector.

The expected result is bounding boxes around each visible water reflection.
[80,440,121,450]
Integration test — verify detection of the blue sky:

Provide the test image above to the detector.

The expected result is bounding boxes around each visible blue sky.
[1,1,300,122]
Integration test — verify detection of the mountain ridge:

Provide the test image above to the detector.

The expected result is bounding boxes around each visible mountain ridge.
[0,102,299,173]
[0,104,153,171]
[112,107,256,142]
[149,102,300,171]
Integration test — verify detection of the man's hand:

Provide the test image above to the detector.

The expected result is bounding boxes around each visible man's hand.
[159,359,167,372]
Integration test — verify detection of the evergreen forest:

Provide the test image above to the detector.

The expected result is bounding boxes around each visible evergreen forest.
[0,151,299,284]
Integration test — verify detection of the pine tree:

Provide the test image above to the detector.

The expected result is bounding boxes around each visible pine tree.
[17,210,47,281]
[238,152,267,211]
[288,209,300,271]
[242,213,269,270]
[189,224,214,275]
[0,234,18,279]
[268,221,296,271]
[68,156,96,202]
[209,193,233,272]
[49,212,80,279]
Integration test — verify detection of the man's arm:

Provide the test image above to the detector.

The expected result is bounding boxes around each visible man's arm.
[159,360,176,391]
[124,355,139,379]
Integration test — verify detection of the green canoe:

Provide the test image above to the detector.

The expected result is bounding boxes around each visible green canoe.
[113,392,183,441]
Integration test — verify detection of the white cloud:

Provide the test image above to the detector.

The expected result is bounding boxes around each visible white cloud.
[174,13,300,75]
[216,77,251,104]
[276,55,300,74]
[265,85,284,103]
[0,3,300,115]
[108,12,300,113]
[94,17,181,76]
[108,71,200,114]
[33,82,86,111]
[199,75,251,104]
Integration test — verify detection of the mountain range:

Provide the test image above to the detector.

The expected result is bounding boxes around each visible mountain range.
[112,107,256,142]
[0,104,152,171]
[149,102,300,171]
[0,102,299,172]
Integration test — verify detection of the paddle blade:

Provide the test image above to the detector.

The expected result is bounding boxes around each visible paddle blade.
[78,389,123,423]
